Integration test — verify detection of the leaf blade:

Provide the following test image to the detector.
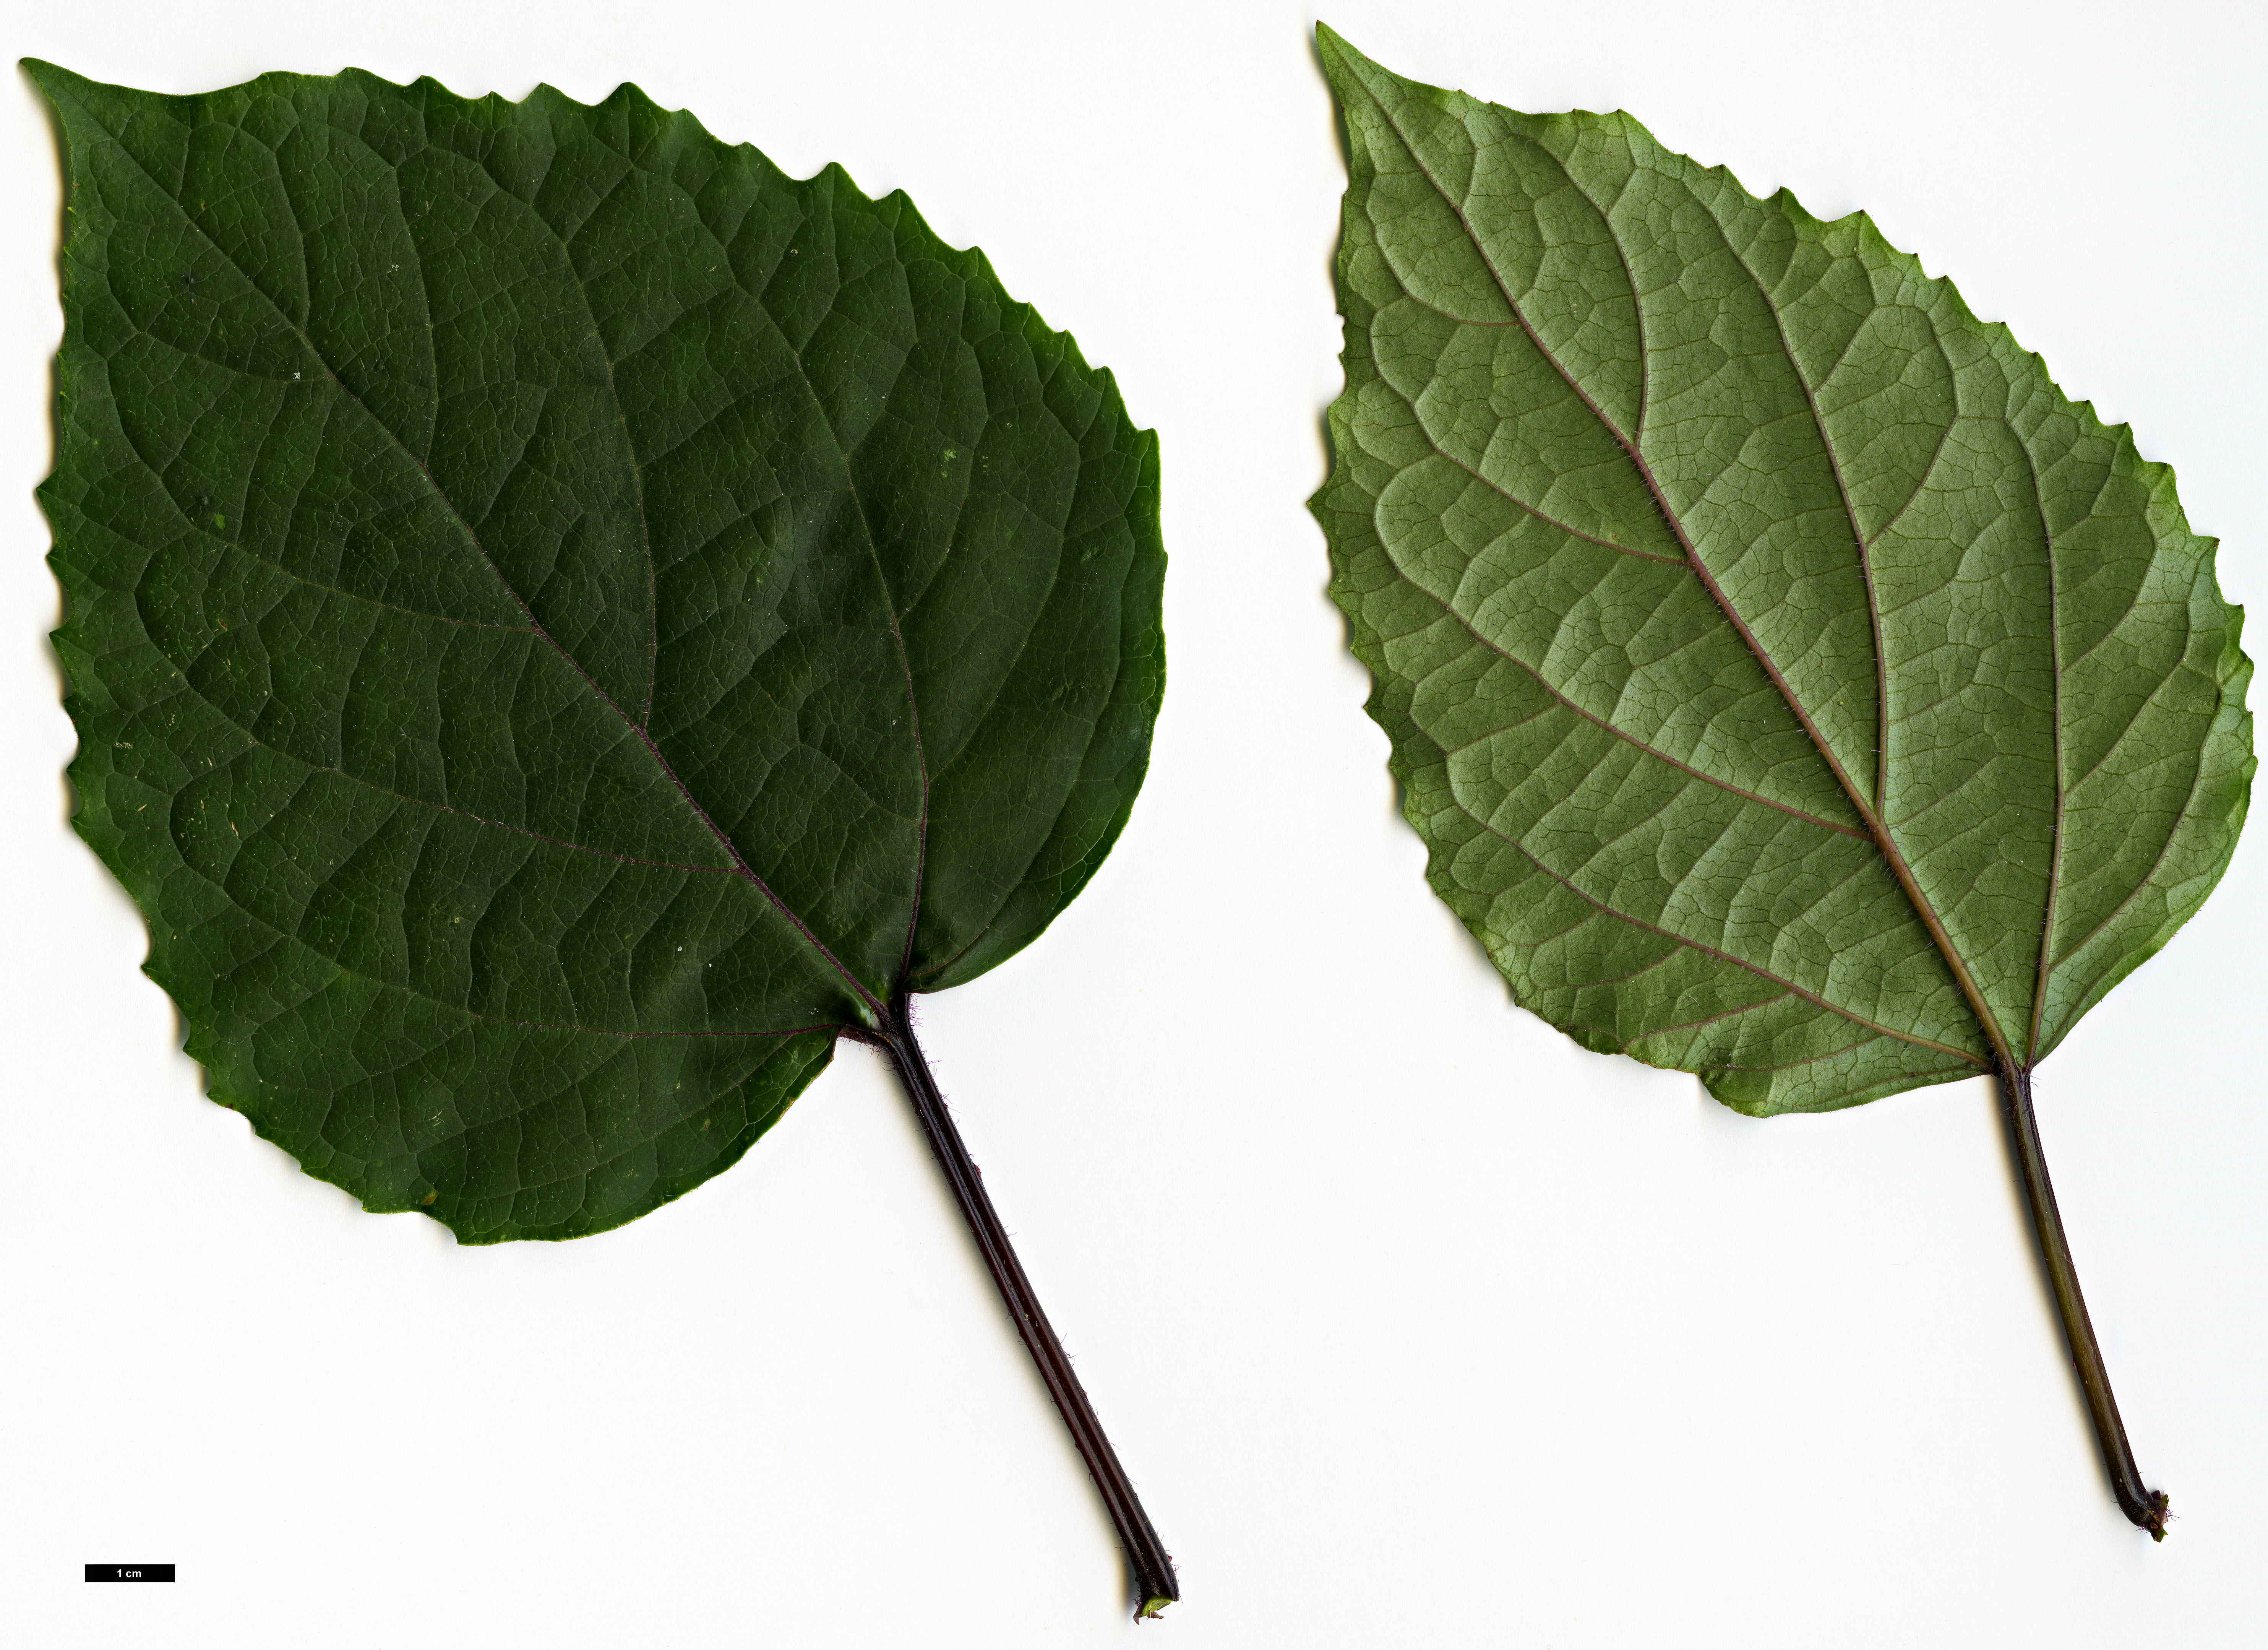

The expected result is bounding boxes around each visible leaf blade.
[34,60,1164,1237]
[1314,28,2252,1111]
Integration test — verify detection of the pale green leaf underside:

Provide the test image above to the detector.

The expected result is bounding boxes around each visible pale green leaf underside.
[34,63,1163,1238]
[1314,28,2252,1114]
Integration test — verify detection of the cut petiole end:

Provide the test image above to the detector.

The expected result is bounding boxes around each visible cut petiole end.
[1130,1549,1179,1619]
[2141,1489,2171,1542]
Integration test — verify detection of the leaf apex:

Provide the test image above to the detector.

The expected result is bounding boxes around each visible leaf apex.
[20,56,87,102]
[1312,21,1378,95]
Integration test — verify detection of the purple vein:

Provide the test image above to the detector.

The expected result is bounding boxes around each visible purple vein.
[1483,819,1985,1065]
[245,739,741,876]
[1886,756,1999,832]
[1716,1038,1936,1077]
[449,1010,835,1041]
[88,115,885,1024]
[2019,443,2067,1064]
[1562,944,1686,994]
[1411,428,1684,565]
[1397,571,1867,839]
[527,169,664,730]
[1520,144,1651,444]
[192,517,537,632]
[698,212,933,991]
[800,434,927,985]
[2064,662,2187,795]
[1713,1035,1880,1074]
[509,604,885,1020]
[1861,408,1960,552]
[1365,88,2018,1074]
[205,871,829,1043]
[838,481,931,989]
[902,432,1140,995]
[2041,728,2213,986]
[1711,223,1889,811]
[111,398,537,636]
[1639,989,1792,1045]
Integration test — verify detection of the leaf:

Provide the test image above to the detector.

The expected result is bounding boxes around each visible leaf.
[1312,28,2252,1117]
[30,62,1165,1244]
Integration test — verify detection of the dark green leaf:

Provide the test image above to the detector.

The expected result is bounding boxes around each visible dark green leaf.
[1312,28,2252,1112]
[32,61,1163,1241]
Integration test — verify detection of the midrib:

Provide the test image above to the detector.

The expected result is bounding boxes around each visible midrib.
[73,85,887,1024]
[1363,80,2010,1073]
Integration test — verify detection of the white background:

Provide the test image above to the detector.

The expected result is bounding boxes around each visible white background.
[0,0,2260,1644]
